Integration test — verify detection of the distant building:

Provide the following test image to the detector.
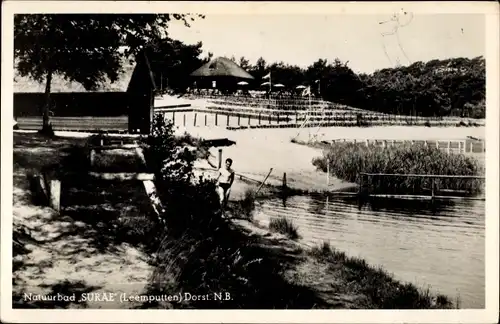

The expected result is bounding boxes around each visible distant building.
[13,52,157,134]
[190,57,254,92]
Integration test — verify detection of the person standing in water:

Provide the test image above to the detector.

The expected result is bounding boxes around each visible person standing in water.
[216,158,235,213]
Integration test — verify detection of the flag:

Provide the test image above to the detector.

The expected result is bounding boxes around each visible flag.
[302,86,311,97]
[263,72,271,79]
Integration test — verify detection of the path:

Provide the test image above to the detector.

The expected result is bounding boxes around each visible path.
[12,135,155,309]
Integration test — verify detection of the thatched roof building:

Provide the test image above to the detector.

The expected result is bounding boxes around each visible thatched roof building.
[191,57,254,79]
[190,57,254,92]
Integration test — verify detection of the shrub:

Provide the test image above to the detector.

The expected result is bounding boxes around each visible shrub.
[269,217,299,240]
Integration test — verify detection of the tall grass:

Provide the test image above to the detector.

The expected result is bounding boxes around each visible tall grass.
[269,217,300,240]
[312,142,484,196]
[309,242,454,309]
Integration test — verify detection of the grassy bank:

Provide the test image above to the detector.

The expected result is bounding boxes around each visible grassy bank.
[12,124,457,309]
[307,141,484,196]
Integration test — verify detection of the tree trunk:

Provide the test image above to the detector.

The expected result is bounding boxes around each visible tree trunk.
[42,69,53,134]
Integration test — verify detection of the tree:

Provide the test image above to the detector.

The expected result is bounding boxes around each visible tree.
[147,38,205,92]
[238,56,250,71]
[14,14,203,134]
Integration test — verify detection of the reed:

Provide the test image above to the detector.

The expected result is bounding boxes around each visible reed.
[312,142,484,196]
[269,217,300,240]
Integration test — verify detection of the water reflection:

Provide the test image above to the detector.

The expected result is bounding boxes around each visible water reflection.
[256,194,485,309]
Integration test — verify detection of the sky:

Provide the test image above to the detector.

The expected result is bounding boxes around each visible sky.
[166,13,485,74]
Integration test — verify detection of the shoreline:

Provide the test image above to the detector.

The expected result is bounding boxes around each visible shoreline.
[12,131,458,309]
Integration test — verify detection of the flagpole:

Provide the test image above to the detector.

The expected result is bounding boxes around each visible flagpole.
[269,72,272,94]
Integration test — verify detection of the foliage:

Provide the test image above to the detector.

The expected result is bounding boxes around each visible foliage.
[268,217,300,240]
[146,37,206,93]
[143,113,197,185]
[312,142,484,195]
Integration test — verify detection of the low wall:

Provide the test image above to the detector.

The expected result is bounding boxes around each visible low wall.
[14,92,130,117]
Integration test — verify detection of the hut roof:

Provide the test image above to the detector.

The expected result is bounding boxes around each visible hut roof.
[190,57,254,79]
[14,58,136,93]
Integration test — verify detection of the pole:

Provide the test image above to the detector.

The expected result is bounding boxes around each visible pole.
[194,113,197,126]
[218,149,223,169]
[50,180,61,212]
[256,168,274,195]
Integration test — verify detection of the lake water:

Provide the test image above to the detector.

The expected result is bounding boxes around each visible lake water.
[253,195,485,308]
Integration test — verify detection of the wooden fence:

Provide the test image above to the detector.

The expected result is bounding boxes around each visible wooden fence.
[358,172,486,200]
[326,138,485,154]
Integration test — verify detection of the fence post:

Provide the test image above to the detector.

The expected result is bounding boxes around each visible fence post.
[172,111,176,125]
[258,113,261,125]
[431,178,435,199]
[447,141,451,154]
[470,141,473,153]
[238,114,241,126]
[277,114,280,124]
[50,180,61,212]
[218,149,223,169]
[248,115,251,126]
[269,114,271,124]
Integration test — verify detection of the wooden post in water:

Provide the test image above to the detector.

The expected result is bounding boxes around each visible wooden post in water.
[50,180,61,212]
[218,149,223,169]
[205,114,207,126]
[193,113,197,126]
[183,114,186,126]
[226,114,230,127]
[215,113,218,126]
[282,172,287,189]
[326,158,330,187]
